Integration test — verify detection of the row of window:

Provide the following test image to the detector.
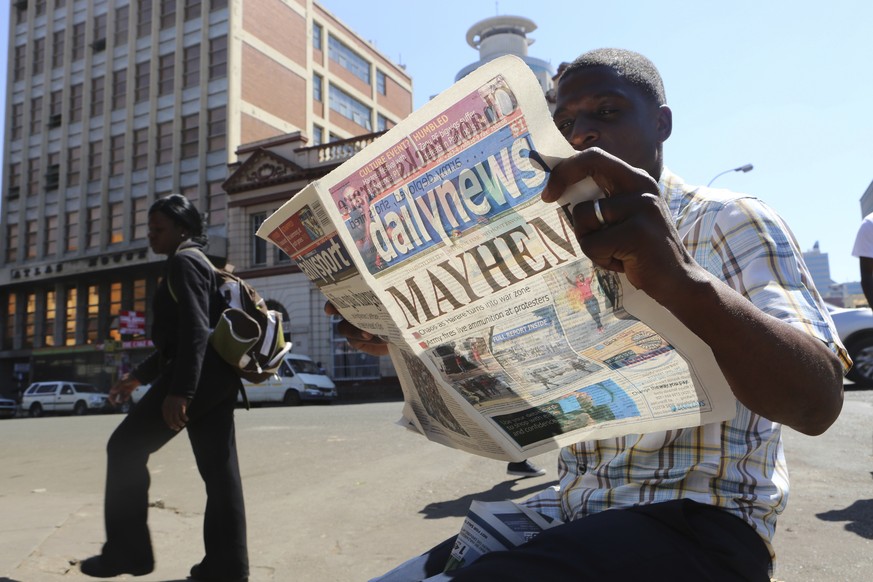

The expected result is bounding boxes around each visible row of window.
[4,182,226,264]
[10,38,227,144]
[2,279,148,350]
[14,0,228,36]
[7,107,225,200]
[312,20,390,97]
[312,72,394,132]
[250,212,292,267]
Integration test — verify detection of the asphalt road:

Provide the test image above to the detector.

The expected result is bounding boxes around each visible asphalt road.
[1,387,871,581]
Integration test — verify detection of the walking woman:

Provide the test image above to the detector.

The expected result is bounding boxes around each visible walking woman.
[80,194,249,581]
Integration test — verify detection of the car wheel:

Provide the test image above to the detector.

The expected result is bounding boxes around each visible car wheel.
[846,334,873,386]
[283,390,302,406]
[73,401,88,415]
[29,402,43,417]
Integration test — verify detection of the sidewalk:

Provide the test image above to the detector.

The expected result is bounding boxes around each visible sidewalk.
[1,387,871,581]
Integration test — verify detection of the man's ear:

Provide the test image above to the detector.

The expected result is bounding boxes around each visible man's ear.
[657,105,673,142]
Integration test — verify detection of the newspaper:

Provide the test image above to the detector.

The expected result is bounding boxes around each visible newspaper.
[258,55,736,461]
[368,500,561,582]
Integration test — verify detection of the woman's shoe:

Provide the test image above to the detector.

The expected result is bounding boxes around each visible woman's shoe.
[189,562,249,582]
[80,555,154,578]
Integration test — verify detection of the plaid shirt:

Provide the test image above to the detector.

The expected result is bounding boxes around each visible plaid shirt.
[524,169,850,560]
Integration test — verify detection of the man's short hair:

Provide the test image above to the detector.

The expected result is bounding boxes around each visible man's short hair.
[561,48,666,106]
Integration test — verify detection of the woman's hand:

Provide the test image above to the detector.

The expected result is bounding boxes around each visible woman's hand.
[108,374,140,407]
[162,395,190,431]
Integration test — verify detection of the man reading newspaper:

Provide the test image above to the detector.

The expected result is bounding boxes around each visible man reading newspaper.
[328,48,847,581]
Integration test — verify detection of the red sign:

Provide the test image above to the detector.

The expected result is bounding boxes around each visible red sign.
[119,310,146,335]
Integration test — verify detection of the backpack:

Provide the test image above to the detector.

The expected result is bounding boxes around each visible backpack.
[169,247,292,386]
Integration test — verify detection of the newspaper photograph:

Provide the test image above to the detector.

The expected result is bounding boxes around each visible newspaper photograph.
[258,55,736,461]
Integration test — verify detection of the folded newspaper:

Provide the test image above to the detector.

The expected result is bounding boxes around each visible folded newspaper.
[258,55,735,461]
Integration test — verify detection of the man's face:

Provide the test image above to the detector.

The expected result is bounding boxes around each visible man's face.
[552,66,671,180]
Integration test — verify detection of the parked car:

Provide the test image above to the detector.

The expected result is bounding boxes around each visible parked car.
[22,381,109,417]
[827,304,873,385]
[241,353,338,406]
[0,396,18,419]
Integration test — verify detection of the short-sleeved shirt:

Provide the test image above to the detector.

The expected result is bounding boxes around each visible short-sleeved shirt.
[851,213,873,259]
[523,169,850,561]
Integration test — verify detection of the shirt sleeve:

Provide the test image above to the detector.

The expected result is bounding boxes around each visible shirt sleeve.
[852,217,873,259]
[698,196,850,372]
[166,251,214,398]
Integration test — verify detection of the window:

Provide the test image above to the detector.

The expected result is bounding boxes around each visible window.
[25,293,36,348]
[158,53,174,95]
[377,114,390,132]
[88,139,102,182]
[312,125,324,146]
[109,202,124,244]
[110,134,125,175]
[4,293,16,349]
[45,152,60,190]
[133,278,147,313]
[132,127,149,170]
[108,282,122,341]
[135,61,150,103]
[183,44,200,88]
[185,0,201,21]
[44,215,58,255]
[115,5,129,46]
[11,103,23,140]
[210,0,227,10]
[49,90,63,126]
[52,30,65,68]
[86,285,99,343]
[67,146,81,186]
[27,158,40,195]
[65,211,79,252]
[44,290,56,347]
[94,14,107,45]
[313,72,322,101]
[91,76,104,118]
[13,45,26,82]
[71,22,86,61]
[86,207,101,248]
[312,21,322,50]
[207,181,225,226]
[181,113,199,158]
[64,285,77,345]
[328,35,370,84]
[25,220,38,259]
[251,213,267,266]
[5,224,18,262]
[377,70,386,95]
[8,162,21,197]
[112,69,127,110]
[207,106,225,152]
[137,0,153,38]
[160,0,176,29]
[328,84,372,130]
[35,0,45,16]
[156,120,173,165]
[209,36,227,80]
[32,37,45,75]
[69,83,83,123]
[132,197,148,240]
[181,184,199,206]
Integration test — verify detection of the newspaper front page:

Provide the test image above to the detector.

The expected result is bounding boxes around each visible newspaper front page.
[258,55,735,461]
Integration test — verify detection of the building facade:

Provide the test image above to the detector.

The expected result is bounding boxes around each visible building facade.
[0,0,412,394]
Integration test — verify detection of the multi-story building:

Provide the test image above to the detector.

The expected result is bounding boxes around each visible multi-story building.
[0,0,412,394]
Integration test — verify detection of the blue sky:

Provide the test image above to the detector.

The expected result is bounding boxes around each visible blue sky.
[3,1,872,283]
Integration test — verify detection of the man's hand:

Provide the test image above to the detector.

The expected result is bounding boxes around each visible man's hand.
[324,302,390,356]
[541,147,700,304]
[109,374,140,407]
[162,395,189,431]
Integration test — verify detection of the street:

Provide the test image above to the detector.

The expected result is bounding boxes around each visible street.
[1,388,872,581]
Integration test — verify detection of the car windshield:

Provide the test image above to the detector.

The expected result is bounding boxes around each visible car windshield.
[74,384,99,393]
[288,359,319,374]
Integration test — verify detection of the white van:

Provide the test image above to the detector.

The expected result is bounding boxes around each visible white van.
[241,353,337,406]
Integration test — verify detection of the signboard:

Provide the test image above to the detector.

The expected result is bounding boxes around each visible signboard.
[119,310,146,335]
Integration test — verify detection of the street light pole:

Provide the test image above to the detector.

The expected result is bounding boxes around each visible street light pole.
[707,163,754,187]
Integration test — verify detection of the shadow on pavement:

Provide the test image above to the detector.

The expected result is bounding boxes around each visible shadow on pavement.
[418,478,559,519]
[816,498,873,539]
[0,577,24,582]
